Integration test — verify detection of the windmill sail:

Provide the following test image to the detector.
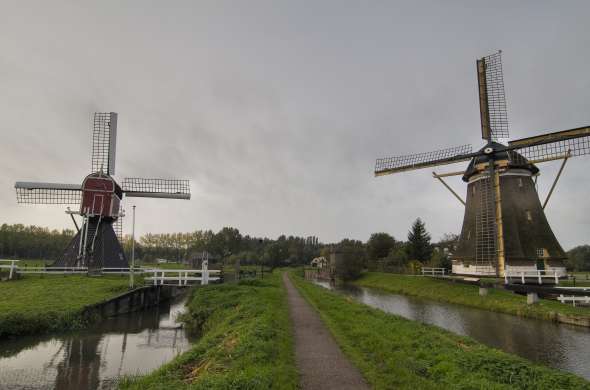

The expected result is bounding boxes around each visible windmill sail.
[508,126,590,162]
[477,51,508,141]
[375,144,473,176]
[92,112,117,175]
[15,182,82,204]
[122,178,191,199]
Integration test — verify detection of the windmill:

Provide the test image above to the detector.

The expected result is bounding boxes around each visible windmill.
[15,112,191,272]
[375,51,590,277]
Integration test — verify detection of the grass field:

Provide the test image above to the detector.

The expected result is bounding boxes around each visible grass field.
[291,273,589,389]
[0,274,130,338]
[562,272,590,287]
[120,271,297,390]
[355,272,590,323]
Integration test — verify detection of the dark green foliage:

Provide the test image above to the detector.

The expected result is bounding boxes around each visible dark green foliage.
[292,274,590,389]
[334,239,365,281]
[366,232,396,260]
[407,218,432,262]
[386,244,409,267]
[566,245,590,271]
[0,223,74,261]
[429,249,452,270]
[121,272,297,389]
[209,227,242,258]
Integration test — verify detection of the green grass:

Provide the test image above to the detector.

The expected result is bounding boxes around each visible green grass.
[562,273,590,287]
[355,272,590,322]
[291,273,589,389]
[120,271,297,390]
[0,275,130,338]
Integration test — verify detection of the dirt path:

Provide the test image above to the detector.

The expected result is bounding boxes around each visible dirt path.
[282,273,369,390]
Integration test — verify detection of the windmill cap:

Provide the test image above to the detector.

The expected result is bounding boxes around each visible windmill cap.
[462,142,539,182]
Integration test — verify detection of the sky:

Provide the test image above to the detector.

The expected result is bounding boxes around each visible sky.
[1,1,589,249]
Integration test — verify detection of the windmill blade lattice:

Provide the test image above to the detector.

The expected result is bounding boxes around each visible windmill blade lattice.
[508,126,590,163]
[15,182,82,204]
[122,178,191,199]
[92,112,118,175]
[477,51,509,141]
[375,144,473,176]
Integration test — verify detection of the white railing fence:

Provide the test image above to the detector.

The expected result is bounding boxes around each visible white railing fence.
[504,270,563,285]
[145,269,221,286]
[557,295,590,307]
[421,267,447,276]
[1,260,220,287]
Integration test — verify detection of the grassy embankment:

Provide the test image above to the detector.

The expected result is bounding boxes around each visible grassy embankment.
[355,272,590,323]
[0,275,130,338]
[120,271,297,390]
[291,273,589,389]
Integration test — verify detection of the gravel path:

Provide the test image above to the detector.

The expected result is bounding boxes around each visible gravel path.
[282,273,370,390]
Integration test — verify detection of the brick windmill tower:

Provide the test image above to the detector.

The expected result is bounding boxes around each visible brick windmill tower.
[375,51,589,278]
[15,112,191,272]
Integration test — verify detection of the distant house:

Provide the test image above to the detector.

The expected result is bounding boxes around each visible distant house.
[310,256,328,269]
[156,258,169,264]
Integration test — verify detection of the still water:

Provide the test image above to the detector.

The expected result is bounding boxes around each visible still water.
[313,280,590,380]
[0,298,192,390]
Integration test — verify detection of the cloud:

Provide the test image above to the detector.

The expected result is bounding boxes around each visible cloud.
[1,1,589,249]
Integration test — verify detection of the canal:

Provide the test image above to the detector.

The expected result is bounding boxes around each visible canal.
[313,280,590,380]
[0,297,192,390]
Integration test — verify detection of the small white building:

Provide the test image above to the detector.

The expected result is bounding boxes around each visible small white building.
[310,256,328,269]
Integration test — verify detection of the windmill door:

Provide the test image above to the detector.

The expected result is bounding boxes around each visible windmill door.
[91,194,105,216]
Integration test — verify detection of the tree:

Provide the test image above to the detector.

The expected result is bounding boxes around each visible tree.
[366,233,396,260]
[566,245,590,271]
[210,227,242,259]
[429,248,452,270]
[333,239,365,281]
[386,244,409,269]
[262,241,289,269]
[407,218,432,262]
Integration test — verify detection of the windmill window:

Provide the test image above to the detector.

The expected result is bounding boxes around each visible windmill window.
[472,186,476,196]
[536,248,545,258]
[467,230,471,240]
[526,210,532,221]
[518,178,523,188]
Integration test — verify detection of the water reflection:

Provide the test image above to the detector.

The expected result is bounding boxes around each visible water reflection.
[313,280,590,380]
[0,298,192,390]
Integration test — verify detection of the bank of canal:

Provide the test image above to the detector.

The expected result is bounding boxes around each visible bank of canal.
[313,280,590,381]
[0,297,192,390]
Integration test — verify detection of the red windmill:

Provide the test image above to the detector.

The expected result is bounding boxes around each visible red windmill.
[15,112,191,271]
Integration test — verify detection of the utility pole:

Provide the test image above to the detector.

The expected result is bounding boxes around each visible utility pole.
[130,205,136,289]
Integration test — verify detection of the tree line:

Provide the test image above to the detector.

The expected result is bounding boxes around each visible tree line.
[327,218,458,280]
[0,224,75,260]
[120,227,321,268]
[1,220,589,273]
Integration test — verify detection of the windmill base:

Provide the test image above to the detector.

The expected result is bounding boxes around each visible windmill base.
[54,218,128,270]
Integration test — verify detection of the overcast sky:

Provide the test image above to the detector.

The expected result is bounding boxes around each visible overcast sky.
[1,1,589,248]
